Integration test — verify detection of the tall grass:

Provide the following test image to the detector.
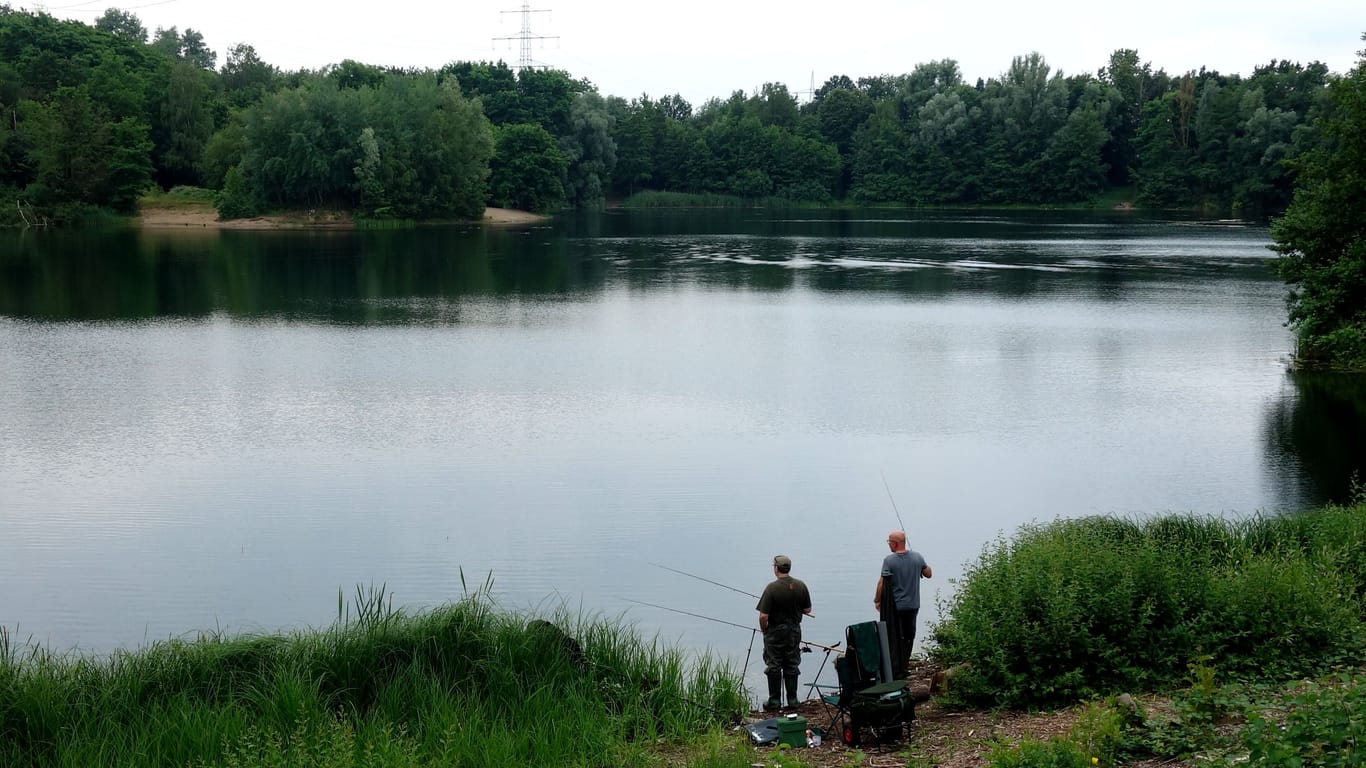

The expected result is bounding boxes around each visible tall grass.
[619,191,825,208]
[0,584,750,767]
[932,504,1366,708]
[139,186,217,210]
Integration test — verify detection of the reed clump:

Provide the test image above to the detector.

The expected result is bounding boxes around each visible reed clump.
[0,584,748,768]
[932,503,1366,708]
[620,191,824,208]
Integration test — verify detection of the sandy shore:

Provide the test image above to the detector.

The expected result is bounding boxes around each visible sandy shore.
[137,206,547,229]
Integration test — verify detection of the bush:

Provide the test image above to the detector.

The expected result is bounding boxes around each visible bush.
[215,167,258,221]
[987,736,1091,768]
[1243,673,1366,767]
[932,508,1366,708]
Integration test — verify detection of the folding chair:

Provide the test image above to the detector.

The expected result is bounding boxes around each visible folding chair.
[815,621,915,747]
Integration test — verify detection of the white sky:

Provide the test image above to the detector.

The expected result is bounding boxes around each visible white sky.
[27,0,1366,106]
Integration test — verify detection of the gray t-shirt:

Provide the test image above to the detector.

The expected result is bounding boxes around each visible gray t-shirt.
[881,549,928,611]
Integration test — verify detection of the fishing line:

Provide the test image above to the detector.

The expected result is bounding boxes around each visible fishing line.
[648,561,759,599]
[881,470,906,531]
[621,596,762,683]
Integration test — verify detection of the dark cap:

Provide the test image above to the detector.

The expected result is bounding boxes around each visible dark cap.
[773,555,792,568]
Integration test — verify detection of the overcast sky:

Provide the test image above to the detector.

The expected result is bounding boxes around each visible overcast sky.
[28,0,1366,106]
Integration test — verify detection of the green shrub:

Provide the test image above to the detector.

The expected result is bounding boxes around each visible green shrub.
[987,735,1092,768]
[215,167,258,220]
[933,507,1366,708]
[1243,673,1366,767]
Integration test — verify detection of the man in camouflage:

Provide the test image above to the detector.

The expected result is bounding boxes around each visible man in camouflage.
[756,554,813,711]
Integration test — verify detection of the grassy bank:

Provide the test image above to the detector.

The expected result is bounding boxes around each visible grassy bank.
[6,504,1363,768]
[0,583,750,768]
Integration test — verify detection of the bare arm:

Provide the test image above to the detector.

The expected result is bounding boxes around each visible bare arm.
[758,611,769,633]
[922,565,933,579]
[873,576,885,611]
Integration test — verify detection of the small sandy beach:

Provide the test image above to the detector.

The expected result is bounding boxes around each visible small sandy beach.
[136,206,547,229]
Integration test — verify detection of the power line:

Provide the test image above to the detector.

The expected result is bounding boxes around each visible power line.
[492,1,558,72]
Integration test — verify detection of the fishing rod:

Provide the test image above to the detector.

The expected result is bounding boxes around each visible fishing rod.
[622,596,762,677]
[881,470,907,532]
[649,562,759,599]
[621,597,756,632]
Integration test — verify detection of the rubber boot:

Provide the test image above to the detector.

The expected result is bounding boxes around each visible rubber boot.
[764,674,782,711]
[784,674,800,709]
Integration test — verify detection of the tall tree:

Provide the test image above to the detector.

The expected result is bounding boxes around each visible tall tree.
[94,8,146,43]
[489,122,566,212]
[153,60,214,188]
[559,92,616,208]
[220,43,278,110]
[1271,36,1366,369]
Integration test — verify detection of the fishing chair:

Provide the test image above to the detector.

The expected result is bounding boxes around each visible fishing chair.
[814,621,915,747]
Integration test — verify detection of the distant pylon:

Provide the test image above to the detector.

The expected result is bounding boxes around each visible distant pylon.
[493,2,559,71]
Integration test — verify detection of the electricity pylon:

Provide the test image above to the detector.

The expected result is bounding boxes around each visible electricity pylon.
[493,2,558,72]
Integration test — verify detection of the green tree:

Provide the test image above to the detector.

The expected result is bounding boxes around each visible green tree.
[559,92,616,208]
[849,100,915,203]
[214,165,257,219]
[1271,36,1366,369]
[150,26,216,70]
[746,82,799,129]
[220,44,278,110]
[1040,82,1112,201]
[815,87,873,197]
[607,95,656,195]
[444,61,523,125]
[489,122,566,212]
[153,60,214,188]
[1098,49,1167,185]
[1134,77,1200,206]
[19,85,150,215]
[351,76,493,219]
[94,8,146,43]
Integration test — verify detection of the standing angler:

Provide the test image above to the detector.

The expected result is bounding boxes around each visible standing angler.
[756,554,813,711]
[874,530,932,680]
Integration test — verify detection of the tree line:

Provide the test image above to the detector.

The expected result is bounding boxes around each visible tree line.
[1,7,1362,368]
[0,5,1349,225]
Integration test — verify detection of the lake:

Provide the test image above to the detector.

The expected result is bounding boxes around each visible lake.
[2,209,1363,698]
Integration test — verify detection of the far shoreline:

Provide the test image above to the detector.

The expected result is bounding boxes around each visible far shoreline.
[135,205,549,230]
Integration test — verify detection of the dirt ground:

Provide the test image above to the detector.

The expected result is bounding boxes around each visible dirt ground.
[136,205,546,229]
[740,661,1189,768]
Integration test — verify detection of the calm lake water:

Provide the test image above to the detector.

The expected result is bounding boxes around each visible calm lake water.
[2,209,1364,697]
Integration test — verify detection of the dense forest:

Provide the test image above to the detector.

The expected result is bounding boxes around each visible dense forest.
[0,6,1348,225]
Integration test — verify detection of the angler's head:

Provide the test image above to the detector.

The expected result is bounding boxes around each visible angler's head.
[772,554,792,575]
[887,530,907,552]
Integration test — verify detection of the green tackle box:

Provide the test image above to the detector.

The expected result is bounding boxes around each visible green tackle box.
[776,714,807,747]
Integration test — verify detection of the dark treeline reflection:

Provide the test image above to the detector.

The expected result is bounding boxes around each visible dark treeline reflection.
[0,225,612,323]
[0,210,1274,323]
[1264,372,1366,507]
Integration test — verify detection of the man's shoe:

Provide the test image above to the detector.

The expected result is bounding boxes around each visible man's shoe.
[763,698,781,712]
